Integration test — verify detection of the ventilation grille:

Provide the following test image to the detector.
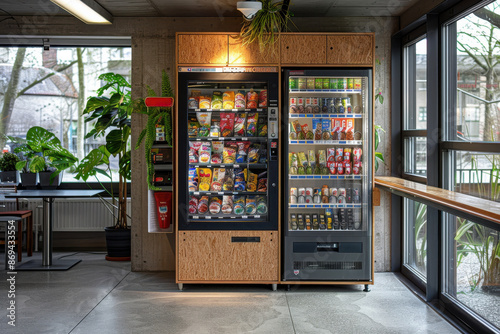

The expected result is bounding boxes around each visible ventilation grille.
[294,261,362,270]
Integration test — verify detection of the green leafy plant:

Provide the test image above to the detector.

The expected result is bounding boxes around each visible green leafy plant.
[0,152,20,171]
[134,70,174,190]
[239,0,293,52]
[414,202,428,272]
[374,125,386,172]
[11,126,77,181]
[74,72,132,229]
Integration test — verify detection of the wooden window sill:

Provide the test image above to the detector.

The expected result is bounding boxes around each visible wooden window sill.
[375,176,500,226]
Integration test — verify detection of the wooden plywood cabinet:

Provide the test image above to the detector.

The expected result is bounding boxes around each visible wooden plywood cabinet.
[228,35,279,64]
[327,34,374,66]
[178,231,279,282]
[280,34,326,64]
[177,34,228,64]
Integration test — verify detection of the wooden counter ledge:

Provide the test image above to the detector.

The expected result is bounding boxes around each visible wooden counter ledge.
[375,176,500,227]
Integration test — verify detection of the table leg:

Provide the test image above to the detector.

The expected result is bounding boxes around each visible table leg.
[42,197,53,266]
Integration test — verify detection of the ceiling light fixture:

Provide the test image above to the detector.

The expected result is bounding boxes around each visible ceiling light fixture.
[50,0,113,24]
[237,1,262,20]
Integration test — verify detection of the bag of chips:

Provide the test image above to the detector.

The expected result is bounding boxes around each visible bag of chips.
[234,112,247,136]
[247,172,258,192]
[220,113,235,137]
[248,144,261,163]
[246,113,258,136]
[211,91,223,109]
[258,90,267,108]
[199,96,211,109]
[223,91,235,109]
[235,91,246,108]
[246,90,258,109]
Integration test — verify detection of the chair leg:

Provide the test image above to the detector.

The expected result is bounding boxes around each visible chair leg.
[17,220,22,262]
[27,215,33,257]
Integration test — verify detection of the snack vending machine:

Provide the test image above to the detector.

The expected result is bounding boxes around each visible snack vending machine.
[282,69,373,288]
[176,67,280,287]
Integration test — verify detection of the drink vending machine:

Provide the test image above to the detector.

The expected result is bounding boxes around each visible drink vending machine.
[282,69,373,290]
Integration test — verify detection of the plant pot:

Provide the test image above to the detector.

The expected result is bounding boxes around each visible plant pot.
[0,170,20,184]
[20,172,38,189]
[39,171,62,189]
[104,226,131,260]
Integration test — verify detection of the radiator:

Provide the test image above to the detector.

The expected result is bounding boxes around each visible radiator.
[23,198,132,232]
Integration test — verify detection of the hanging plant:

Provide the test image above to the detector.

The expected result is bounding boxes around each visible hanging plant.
[239,0,293,51]
[135,70,174,190]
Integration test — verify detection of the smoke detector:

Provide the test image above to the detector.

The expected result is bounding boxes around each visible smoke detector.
[237,1,262,19]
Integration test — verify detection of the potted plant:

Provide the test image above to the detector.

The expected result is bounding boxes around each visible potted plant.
[0,152,20,184]
[74,72,132,260]
[134,69,173,190]
[11,126,77,189]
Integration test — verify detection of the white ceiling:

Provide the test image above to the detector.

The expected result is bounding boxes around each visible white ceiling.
[0,0,421,18]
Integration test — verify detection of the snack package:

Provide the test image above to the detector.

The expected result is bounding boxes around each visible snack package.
[235,141,251,163]
[196,111,212,138]
[317,150,327,168]
[255,196,268,214]
[189,195,198,214]
[210,122,220,137]
[223,169,234,191]
[220,112,235,137]
[188,116,200,138]
[246,90,258,109]
[235,91,246,108]
[210,168,225,191]
[298,151,308,169]
[247,172,258,192]
[246,113,258,136]
[258,89,267,108]
[223,91,235,109]
[188,97,198,109]
[312,119,322,140]
[234,168,247,191]
[188,168,198,192]
[312,97,321,114]
[189,142,201,163]
[198,142,211,164]
[199,96,211,109]
[289,153,298,174]
[308,150,316,173]
[344,161,352,175]
[340,119,347,140]
[331,119,342,140]
[344,148,352,162]
[322,119,331,140]
[353,161,362,175]
[345,118,355,141]
[258,117,268,137]
[245,196,257,214]
[257,171,267,192]
[209,197,222,214]
[211,91,223,109]
[221,195,234,214]
[234,112,247,136]
[197,196,209,214]
[233,196,246,215]
[259,148,267,164]
[198,168,212,191]
[289,122,297,140]
[211,141,224,164]
[353,148,362,163]
[335,147,344,163]
[223,146,236,164]
[248,143,261,163]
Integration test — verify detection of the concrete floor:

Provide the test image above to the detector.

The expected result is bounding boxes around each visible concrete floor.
[0,253,460,334]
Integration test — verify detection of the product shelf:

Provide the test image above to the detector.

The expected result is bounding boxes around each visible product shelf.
[289,175,363,180]
[289,89,362,94]
[289,114,363,118]
[189,163,267,169]
[189,137,268,142]
[289,140,362,145]
[288,203,362,209]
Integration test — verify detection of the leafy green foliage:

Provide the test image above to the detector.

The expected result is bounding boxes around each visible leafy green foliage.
[0,152,20,171]
[374,125,386,172]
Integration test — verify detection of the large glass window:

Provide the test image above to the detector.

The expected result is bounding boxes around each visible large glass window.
[403,199,427,278]
[0,45,131,183]
[403,38,427,179]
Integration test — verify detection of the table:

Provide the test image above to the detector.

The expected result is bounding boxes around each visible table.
[5,189,104,271]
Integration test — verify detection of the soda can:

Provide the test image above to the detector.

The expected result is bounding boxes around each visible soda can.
[329,195,337,204]
[305,187,313,196]
[313,188,321,196]
[298,195,306,203]
[289,195,297,204]
[290,187,298,197]
[322,185,329,196]
[330,78,337,89]
[313,195,321,203]
[289,77,298,89]
[347,78,354,89]
[339,188,346,197]
[305,195,313,203]
[337,78,347,89]
[315,78,323,89]
[298,77,307,90]
[307,78,315,89]
[322,78,330,89]
[298,188,306,196]
[330,188,338,197]
[354,78,362,89]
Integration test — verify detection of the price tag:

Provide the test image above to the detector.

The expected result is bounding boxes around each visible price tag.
[219,137,224,141]
[194,192,200,195]
[242,215,248,219]
[255,215,261,218]
[242,137,248,141]
[217,192,224,195]
[193,216,199,219]
[205,216,211,219]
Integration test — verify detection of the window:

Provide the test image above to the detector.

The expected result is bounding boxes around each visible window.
[0,42,131,184]
[403,199,427,278]
[403,37,427,180]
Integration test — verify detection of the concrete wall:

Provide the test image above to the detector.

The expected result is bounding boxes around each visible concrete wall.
[0,15,397,272]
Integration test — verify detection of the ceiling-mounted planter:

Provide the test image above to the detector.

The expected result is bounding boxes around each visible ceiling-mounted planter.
[238,0,292,52]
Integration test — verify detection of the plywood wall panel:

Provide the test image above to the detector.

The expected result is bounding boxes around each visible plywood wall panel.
[228,35,279,64]
[177,34,228,64]
[327,34,374,66]
[280,34,326,64]
[178,231,278,282]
